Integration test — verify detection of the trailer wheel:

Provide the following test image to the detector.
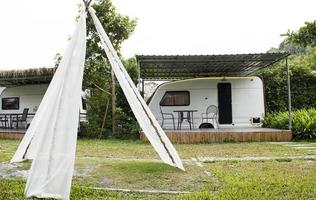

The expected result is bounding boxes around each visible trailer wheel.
[199,123,214,129]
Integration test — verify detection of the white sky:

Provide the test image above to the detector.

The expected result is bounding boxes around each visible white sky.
[0,0,315,69]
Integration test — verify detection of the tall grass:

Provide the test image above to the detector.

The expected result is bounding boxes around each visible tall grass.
[263,108,316,139]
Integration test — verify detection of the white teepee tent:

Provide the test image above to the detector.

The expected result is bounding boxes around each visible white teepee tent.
[11,2,184,200]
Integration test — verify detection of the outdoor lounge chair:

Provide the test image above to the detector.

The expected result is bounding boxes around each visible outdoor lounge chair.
[159,106,176,130]
[11,108,29,129]
[201,105,218,128]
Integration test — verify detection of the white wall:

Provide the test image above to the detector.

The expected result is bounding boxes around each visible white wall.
[0,84,88,124]
[148,77,265,129]
[0,84,48,114]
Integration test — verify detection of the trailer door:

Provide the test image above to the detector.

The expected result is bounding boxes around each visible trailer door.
[217,83,232,124]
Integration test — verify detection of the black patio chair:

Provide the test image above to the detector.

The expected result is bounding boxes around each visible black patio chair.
[201,105,218,128]
[159,106,176,130]
[0,114,9,128]
[11,108,29,129]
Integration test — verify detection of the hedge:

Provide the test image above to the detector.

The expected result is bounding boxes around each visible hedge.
[263,108,316,140]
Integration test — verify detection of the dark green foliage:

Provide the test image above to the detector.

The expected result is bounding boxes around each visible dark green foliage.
[81,0,138,139]
[263,108,316,139]
[283,20,316,47]
[292,108,316,139]
[258,46,316,112]
[80,59,112,138]
[114,58,140,139]
[263,111,289,130]
[81,58,139,139]
[262,21,316,113]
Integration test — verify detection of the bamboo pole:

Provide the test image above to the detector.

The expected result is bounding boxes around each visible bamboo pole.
[111,69,117,136]
[100,98,110,138]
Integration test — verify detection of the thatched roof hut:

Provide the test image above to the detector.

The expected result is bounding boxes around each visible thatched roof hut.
[0,67,56,86]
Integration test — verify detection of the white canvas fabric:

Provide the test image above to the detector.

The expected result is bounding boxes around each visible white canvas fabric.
[89,7,184,171]
[11,10,87,200]
[10,5,184,200]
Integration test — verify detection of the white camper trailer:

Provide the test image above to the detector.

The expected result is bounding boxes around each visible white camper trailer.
[139,54,292,142]
[148,76,265,129]
[137,53,290,132]
[0,68,87,128]
[0,84,48,115]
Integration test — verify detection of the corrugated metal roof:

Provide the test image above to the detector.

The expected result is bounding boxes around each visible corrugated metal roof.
[137,53,289,80]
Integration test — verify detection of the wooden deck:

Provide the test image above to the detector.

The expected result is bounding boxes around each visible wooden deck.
[0,127,293,143]
[0,129,26,140]
[140,128,293,144]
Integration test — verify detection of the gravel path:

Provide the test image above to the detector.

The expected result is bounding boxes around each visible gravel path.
[198,155,316,162]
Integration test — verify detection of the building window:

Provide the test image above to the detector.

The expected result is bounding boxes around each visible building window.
[2,97,20,110]
[160,91,190,106]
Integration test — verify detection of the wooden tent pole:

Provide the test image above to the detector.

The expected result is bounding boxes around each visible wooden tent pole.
[100,98,110,138]
[111,68,117,136]
[83,0,93,9]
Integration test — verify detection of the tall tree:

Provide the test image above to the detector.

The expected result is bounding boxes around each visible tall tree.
[282,20,316,48]
[81,0,138,138]
[259,20,316,113]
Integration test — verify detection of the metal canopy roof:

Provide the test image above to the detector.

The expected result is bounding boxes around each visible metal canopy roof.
[137,53,289,80]
[0,67,56,87]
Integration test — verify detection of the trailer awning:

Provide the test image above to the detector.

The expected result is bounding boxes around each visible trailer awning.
[137,53,289,80]
[0,67,56,86]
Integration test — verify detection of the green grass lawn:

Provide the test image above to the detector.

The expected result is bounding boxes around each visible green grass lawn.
[76,139,313,159]
[208,160,316,200]
[0,138,316,199]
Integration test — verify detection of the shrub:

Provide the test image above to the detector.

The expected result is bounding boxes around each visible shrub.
[292,108,316,139]
[263,112,289,130]
[263,108,316,139]
[115,107,139,140]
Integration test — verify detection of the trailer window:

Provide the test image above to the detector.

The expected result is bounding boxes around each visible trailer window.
[2,97,20,110]
[160,91,190,106]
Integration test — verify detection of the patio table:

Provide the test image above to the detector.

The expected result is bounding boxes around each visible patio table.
[173,110,197,130]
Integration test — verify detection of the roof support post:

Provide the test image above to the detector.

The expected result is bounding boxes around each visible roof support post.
[286,57,292,130]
